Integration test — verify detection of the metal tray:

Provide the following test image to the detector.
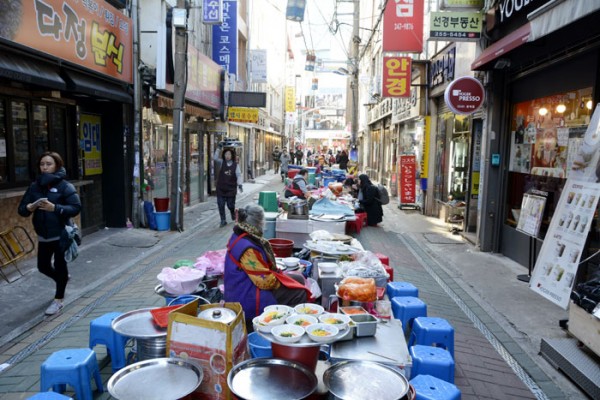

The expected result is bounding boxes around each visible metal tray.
[112,308,167,339]
[324,360,410,400]
[107,357,203,400]
[228,358,317,400]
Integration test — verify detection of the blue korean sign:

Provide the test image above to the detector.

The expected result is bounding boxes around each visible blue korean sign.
[202,0,223,24]
[212,0,238,76]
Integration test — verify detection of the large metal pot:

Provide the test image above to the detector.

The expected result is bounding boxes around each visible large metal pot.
[324,360,412,400]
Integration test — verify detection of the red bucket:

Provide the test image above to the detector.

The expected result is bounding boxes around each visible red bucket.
[288,169,300,179]
[268,238,294,258]
[154,197,170,212]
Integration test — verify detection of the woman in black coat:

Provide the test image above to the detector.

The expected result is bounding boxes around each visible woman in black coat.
[18,152,81,315]
[357,174,383,226]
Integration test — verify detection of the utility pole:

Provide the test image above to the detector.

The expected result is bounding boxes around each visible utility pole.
[170,3,187,231]
[131,0,141,227]
[351,0,360,147]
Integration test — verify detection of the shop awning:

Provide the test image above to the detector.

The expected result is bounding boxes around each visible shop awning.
[62,70,132,103]
[529,1,600,41]
[0,52,65,90]
[471,23,531,71]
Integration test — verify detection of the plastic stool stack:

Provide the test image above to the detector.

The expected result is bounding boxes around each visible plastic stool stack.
[40,348,103,400]
[345,218,363,235]
[410,345,455,383]
[391,296,427,333]
[373,252,393,281]
[27,393,73,399]
[410,374,461,400]
[89,312,129,372]
[409,317,455,357]
[387,282,419,298]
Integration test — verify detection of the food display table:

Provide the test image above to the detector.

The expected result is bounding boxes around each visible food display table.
[329,319,411,377]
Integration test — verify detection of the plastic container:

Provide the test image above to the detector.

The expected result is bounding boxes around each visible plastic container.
[264,217,276,239]
[323,177,336,187]
[308,172,316,185]
[288,169,300,179]
[247,332,272,358]
[268,238,294,257]
[154,211,171,231]
[258,191,278,212]
[154,197,169,212]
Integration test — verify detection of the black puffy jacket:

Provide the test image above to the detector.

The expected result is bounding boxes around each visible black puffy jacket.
[18,168,81,239]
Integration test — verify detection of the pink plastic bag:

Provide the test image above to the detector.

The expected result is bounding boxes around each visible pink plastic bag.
[195,249,226,276]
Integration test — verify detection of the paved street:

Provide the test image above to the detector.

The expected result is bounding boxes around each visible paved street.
[0,172,587,399]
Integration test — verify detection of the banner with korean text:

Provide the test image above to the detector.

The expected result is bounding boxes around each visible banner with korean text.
[1,0,133,83]
[80,113,102,176]
[382,0,424,53]
[228,107,258,123]
[382,56,411,98]
[399,155,417,205]
[285,87,296,113]
[212,0,238,76]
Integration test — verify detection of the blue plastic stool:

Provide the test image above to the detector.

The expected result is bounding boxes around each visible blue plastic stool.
[391,296,427,333]
[387,282,419,298]
[410,345,455,383]
[40,348,103,400]
[89,312,129,372]
[410,374,461,400]
[27,393,73,399]
[248,332,272,358]
[409,317,455,358]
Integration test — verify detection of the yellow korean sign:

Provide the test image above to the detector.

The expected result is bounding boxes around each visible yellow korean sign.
[80,114,102,176]
[228,107,259,123]
[285,86,296,112]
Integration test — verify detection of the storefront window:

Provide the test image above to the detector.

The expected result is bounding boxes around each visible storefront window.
[449,116,470,201]
[505,87,594,237]
[33,104,48,158]
[12,101,30,182]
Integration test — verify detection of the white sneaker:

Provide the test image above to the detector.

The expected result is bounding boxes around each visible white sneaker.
[45,300,64,315]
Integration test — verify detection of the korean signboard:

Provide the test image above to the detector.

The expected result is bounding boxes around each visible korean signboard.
[80,113,102,176]
[383,0,424,53]
[228,107,259,123]
[1,0,133,83]
[399,155,417,205]
[250,49,267,83]
[430,11,482,41]
[382,56,412,98]
[212,0,238,76]
[285,87,296,113]
[530,105,600,309]
[185,47,221,110]
[202,0,223,24]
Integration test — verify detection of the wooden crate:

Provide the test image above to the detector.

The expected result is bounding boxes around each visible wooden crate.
[568,301,600,357]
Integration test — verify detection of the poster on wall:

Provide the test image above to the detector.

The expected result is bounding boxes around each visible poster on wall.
[80,114,102,176]
[399,155,417,206]
[516,192,547,237]
[530,104,600,309]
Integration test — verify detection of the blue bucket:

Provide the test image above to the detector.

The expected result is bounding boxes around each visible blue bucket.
[154,211,171,231]
[248,332,272,358]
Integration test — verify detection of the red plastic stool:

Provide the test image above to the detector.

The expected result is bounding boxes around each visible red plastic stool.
[345,219,363,235]
[373,252,389,266]
[384,266,394,282]
[355,212,367,227]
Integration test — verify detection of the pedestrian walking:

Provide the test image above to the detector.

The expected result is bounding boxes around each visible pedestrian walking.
[357,174,383,226]
[17,151,81,315]
[338,150,349,170]
[213,146,243,227]
[280,148,291,182]
[272,146,281,174]
[295,147,304,166]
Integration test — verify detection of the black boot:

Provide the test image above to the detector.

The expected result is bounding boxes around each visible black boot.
[220,220,227,227]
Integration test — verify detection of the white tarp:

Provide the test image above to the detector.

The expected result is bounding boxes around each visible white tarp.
[529,0,600,42]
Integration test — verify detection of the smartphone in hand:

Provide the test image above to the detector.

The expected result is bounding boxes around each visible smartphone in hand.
[32,198,48,207]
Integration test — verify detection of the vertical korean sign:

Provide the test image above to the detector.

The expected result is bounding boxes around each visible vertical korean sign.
[202,0,223,24]
[399,155,417,204]
[530,105,600,309]
[80,114,102,176]
[383,56,411,98]
[212,0,238,76]
[285,87,296,113]
[383,0,424,53]
[3,0,132,83]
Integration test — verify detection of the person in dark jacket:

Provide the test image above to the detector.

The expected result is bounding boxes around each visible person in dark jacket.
[338,150,349,170]
[18,152,81,315]
[357,174,383,226]
[213,147,243,227]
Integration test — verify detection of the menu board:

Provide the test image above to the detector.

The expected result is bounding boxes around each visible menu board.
[516,193,547,237]
[530,104,600,309]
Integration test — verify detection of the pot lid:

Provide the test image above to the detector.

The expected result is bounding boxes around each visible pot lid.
[197,307,236,323]
[324,360,409,399]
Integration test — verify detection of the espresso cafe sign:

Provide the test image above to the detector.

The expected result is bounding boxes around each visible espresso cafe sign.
[444,76,484,115]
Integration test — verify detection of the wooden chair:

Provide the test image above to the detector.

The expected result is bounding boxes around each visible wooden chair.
[0,226,35,282]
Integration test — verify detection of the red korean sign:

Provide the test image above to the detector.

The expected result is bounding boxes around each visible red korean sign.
[383,0,424,53]
[399,155,417,204]
[444,76,484,115]
[383,56,412,98]
[6,0,133,83]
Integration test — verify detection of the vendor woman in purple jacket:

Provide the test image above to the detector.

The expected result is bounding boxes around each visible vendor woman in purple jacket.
[224,204,309,331]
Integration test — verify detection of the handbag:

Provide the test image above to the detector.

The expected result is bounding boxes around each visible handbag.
[60,220,81,262]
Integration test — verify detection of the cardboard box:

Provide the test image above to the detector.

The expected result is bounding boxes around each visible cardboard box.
[568,300,600,357]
